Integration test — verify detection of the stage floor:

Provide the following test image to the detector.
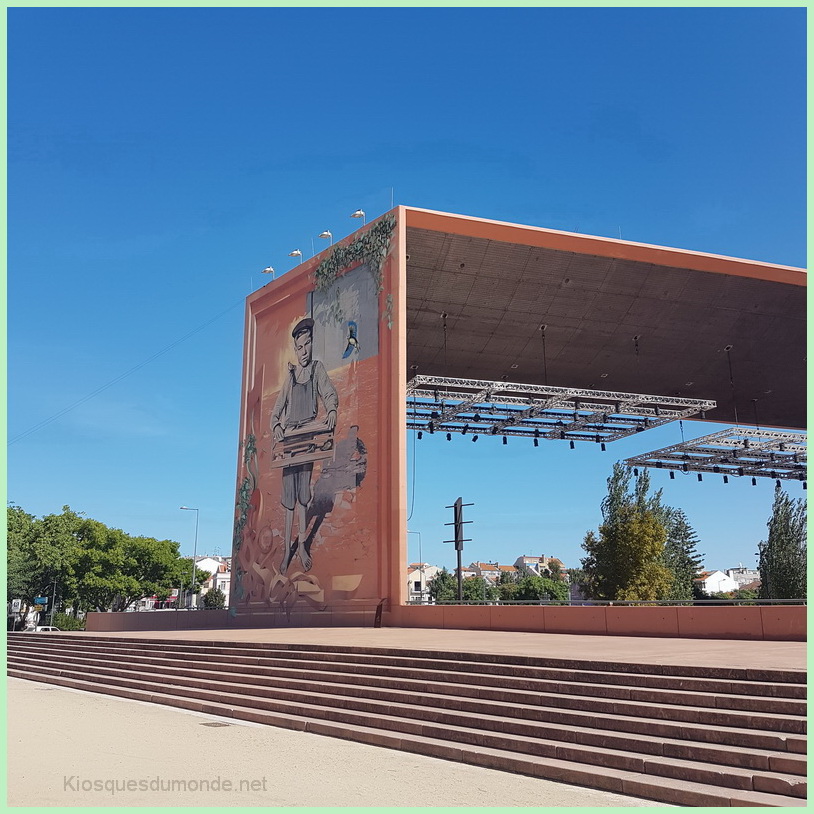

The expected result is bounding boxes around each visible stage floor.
[62,626,806,671]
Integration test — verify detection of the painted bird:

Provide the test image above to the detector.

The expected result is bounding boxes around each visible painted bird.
[342,321,360,358]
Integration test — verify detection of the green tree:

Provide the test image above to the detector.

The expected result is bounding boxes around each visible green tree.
[116,535,192,612]
[662,509,704,601]
[542,560,565,582]
[496,568,523,601]
[7,504,193,614]
[7,505,41,603]
[516,574,569,603]
[461,576,499,602]
[758,485,807,600]
[202,587,227,609]
[427,567,458,602]
[29,506,83,616]
[581,464,673,601]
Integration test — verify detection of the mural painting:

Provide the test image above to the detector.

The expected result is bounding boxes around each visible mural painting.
[230,214,397,620]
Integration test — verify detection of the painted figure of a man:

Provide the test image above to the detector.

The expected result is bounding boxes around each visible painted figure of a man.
[270,318,338,573]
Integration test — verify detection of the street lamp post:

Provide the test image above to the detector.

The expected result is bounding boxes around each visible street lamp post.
[50,580,57,626]
[407,530,424,604]
[180,507,199,609]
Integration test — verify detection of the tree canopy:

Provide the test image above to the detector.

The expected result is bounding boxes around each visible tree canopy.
[758,485,806,600]
[7,504,205,616]
[581,464,674,601]
[662,509,705,601]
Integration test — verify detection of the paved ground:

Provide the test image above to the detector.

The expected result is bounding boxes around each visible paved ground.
[67,626,807,670]
[8,678,665,807]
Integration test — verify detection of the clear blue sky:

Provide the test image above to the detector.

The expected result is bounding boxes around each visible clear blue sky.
[8,8,806,573]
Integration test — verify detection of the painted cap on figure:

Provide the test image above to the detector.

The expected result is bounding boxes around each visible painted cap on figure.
[292,317,314,339]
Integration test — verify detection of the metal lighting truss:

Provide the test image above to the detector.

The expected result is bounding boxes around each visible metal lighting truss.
[624,427,807,482]
[406,375,716,443]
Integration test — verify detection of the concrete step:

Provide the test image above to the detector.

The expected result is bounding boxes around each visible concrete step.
[7,667,806,807]
[9,647,807,761]
[9,643,806,741]
[9,637,806,709]
[17,632,806,687]
[11,651,806,776]
[11,643,804,722]
[10,654,808,797]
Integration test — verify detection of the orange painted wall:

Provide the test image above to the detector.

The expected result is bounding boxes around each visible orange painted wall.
[385,604,805,641]
[229,211,404,619]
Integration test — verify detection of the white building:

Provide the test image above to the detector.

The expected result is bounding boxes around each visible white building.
[196,555,232,605]
[694,570,740,594]
[407,563,441,603]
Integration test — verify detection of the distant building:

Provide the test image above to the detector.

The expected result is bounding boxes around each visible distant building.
[725,565,760,587]
[514,555,568,580]
[407,563,441,603]
[196,555,232,605]
[470,562,501,585]
[694,570,739,594]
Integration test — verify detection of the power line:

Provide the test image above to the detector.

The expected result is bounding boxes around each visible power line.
[9,298,244,446]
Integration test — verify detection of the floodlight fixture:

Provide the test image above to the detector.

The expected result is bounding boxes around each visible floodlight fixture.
[350,209,366,224]
[625,427,806,484]
[406,374,715,447]
[318,230,333,245]
[288,249,303,261]
[261,266,275,276]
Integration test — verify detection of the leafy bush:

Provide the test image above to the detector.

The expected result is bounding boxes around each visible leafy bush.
[52,612,85,631]
[202,588,226,609]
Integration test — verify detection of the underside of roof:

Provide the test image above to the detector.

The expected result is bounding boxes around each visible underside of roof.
[403,210,806,430]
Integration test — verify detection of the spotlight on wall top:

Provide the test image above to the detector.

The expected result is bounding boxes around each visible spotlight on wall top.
[261,266,275,275]
[350,209,366,224]
[318,230,333,245]
[288,249,302,261]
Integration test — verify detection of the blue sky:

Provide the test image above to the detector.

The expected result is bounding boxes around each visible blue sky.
[8,7,806,572]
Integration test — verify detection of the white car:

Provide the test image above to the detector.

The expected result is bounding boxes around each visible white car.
[23,626,61,633]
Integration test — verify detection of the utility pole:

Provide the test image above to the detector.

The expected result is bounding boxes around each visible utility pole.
[444,497,473,601]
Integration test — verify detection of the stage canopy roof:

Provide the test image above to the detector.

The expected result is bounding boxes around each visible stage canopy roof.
[403,208,806,431]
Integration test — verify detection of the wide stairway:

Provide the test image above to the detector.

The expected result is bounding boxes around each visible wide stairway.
[8,633,806,807]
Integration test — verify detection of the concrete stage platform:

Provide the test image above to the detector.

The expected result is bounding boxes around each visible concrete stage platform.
[62,626,806,672]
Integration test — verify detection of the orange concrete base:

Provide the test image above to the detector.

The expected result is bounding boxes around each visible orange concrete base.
[85,604,805,641]
[386,604,806,641]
